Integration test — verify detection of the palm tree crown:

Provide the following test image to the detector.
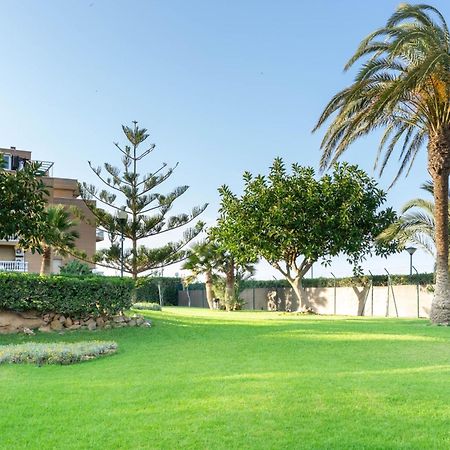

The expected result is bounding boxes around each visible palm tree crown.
[314,3,450,181]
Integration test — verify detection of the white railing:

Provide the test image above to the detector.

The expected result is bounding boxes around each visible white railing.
[0,261,28,272]
[0,235,19,242]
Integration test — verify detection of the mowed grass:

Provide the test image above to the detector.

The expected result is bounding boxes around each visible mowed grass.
[0,308,449,449]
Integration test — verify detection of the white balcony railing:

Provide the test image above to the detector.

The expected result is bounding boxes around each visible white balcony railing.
[0,261,28,272]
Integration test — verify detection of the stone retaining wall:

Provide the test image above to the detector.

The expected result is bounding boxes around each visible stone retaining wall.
[0,310,151,334]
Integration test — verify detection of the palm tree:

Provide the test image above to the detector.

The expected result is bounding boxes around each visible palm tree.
[39,205,79,275]
[182,240,220,309]
[378,181,446,258]
[314,4,450,324]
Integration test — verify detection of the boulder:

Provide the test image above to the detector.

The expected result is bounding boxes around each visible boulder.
[38,325,52,333]
[0,310,45,332]
[65,317,73,327]
[50,320,64,331]
[96,317,105,328]
[86,318,97,331]
[128,319,137,327]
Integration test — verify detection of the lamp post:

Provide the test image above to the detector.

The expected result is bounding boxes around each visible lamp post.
[405,246,417,277]
[117,209,127,277]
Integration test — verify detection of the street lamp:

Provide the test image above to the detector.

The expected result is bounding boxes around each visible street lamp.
[117,209,127,277]
[405,246,417,277]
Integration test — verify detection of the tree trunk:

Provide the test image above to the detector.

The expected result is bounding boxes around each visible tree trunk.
[225,260,235,310]
[428,129,450,325]
[288,277,309,311]
[205,270,215,309]
[40,246,52,276]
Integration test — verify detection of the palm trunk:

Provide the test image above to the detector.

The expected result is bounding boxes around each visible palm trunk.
[40,246,52,276]
[204,270,215,309]
[428,129,450,325]
[225,260,235,311]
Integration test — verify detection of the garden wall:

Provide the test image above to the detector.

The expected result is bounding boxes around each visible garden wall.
[178,284,433,318]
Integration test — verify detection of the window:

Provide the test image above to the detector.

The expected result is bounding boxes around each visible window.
[2,154,12,170]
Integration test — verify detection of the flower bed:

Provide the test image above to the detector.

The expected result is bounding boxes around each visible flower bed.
[0,341,118,365]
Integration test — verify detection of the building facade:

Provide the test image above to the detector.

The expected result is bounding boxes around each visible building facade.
[0,147,103,274]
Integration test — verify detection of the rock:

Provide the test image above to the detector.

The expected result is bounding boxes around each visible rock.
[50,320,64,331]
[74,320,80,325]
[23,327,35,335]
[65,317,73,327]
[113,315,125,323]
[128,319,137,327]
[0,310,45,332]
[69,324,81,330]
[59,315,66,324]
[136,318,144,326]
[143,321,152,327]
[86,319,97,331]
[96,317,105,328]
[104,324,111,329]
[38,325,52,333]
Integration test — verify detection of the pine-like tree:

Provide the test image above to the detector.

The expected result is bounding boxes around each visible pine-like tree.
[79,122,207,279]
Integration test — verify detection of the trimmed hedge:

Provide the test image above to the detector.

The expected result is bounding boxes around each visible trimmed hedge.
[187,273,435,291]
[0,273,134,316]
[135,277,181,305]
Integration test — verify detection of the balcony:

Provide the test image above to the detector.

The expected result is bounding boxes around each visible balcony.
[0,235,19,245]
[0,261,28,272]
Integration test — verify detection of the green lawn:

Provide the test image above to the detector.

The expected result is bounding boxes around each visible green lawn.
[1,308,449,449]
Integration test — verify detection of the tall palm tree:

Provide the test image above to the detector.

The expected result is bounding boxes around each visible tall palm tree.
[314,4,450,324]
[39,205,79,275]
[378,181,447,257]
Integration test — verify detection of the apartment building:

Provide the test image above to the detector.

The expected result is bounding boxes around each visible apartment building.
[0,147,103,273]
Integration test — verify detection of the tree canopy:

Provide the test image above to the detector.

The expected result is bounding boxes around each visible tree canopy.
[0,161,48,252]
[211,158,396,308]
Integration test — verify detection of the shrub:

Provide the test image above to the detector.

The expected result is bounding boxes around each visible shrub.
[59,260,93,277]
[135,277,181,305]
[0,273,134,316]
[0,341,117,365]
[132,302,162,311]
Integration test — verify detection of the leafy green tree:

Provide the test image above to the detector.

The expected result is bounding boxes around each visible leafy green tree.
[39,205,79,275]
[0,161,48,251]
[211,159,396,309]
[79,122,207,279]
[313,4,450,323]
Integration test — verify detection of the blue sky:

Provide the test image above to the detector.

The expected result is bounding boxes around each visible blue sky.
[2,0,449,278]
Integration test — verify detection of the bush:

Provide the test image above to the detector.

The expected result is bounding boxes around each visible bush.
[132,302,162,311]
[0,273,134,316]
[59,260,93,277]
[0,341,117,365]
[135,277,181,305]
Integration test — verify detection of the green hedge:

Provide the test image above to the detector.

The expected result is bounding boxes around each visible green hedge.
[187,273,434,291]
[135,277,181,305]
[0,273,134,316]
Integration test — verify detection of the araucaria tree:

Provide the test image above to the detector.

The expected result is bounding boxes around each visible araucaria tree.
[313,4,450,324]
[212,158,396,309]
[80,122,207,279]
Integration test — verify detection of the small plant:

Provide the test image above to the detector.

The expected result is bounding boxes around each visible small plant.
[59,260,93,276]
[0,341,117,365]
[132,302,162,311]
